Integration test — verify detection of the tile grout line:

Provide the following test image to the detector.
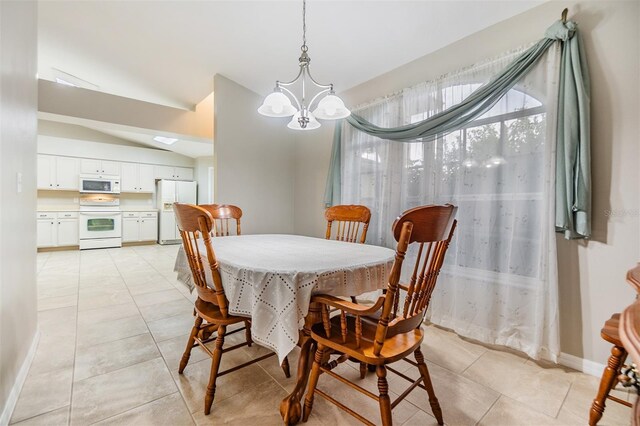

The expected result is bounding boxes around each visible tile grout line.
[85,392,183,426]
[458,350,486,376]
[109,246,197,425]
[66,251,81,426]
[553,381,574,419]
[73,337,158,382]
[474,393,502,426]
[11,405,68,425]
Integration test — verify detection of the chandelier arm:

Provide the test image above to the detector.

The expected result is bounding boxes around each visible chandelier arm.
[278,85,302,111]
[305,67,333,89]
[278,66,304,87]
[308,88,332,110]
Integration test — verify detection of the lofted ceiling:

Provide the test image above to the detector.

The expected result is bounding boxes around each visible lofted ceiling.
[38,0,543,111]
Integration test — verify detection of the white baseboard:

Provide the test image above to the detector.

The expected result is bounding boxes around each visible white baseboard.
[0,330,40,426]
[559,351,606,377]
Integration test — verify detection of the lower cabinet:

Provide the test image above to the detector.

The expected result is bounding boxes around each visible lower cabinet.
[37,212,79,248]
[122,211,158,243]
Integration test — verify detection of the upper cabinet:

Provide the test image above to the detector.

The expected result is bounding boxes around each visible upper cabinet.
[37,155,80,191]
[38,154,193,192]
[81,159,121,176]
[154,166,194,181]
[121,163,155,193]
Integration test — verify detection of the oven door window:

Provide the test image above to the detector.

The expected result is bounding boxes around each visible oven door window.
[87,218,115,232]
[83,180,111,192]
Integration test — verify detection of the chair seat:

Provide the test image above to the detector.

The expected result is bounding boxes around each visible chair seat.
[601,313,622,346]
[195,298,247,326]
[310,314,423,365]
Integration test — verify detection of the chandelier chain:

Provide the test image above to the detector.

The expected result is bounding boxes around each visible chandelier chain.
[302,0,307,51]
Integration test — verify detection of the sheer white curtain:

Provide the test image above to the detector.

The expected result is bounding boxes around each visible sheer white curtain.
[341,45,561,360]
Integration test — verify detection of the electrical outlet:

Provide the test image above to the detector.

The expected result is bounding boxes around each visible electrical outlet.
[16,172,22,193]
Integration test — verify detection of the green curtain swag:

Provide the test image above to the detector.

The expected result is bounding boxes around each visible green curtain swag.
[323,19,590,240]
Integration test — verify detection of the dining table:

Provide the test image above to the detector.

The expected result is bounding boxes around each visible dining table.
[174,233,395,424]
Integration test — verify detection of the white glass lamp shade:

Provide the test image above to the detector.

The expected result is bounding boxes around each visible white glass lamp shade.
[287,111,321,131]
[258,92,297,117]
[313,94,351,120]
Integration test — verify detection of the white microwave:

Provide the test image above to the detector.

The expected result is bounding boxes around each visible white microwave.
[79,174,121,194]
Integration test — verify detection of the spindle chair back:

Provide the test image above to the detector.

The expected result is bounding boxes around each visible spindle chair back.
[325,205,371,244]
[200,204,242,236]
[174,203,228,312]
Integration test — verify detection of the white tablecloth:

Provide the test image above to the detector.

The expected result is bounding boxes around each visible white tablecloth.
[174,234,395,362]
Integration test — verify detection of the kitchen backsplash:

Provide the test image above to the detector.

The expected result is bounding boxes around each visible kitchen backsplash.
[38,191,155,210]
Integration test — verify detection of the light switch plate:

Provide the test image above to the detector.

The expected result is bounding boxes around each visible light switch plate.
[16,172,22,193]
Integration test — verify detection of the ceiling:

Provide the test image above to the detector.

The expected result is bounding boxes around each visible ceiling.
[38,0,543,111]
[88,127,214,158]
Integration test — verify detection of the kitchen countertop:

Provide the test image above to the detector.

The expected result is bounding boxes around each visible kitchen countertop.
[37,207,159,212]
[119,207,159,212]
[37,206,80,212]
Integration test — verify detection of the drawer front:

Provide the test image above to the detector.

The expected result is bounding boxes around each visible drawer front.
[140,212,158,218]
[57,212,78,219]
[122,212,140,218]
[37,212,57,220]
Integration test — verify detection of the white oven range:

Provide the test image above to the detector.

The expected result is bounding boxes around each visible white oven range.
[79,194,122,250]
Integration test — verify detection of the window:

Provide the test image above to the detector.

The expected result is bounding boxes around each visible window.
[339,45,560,359]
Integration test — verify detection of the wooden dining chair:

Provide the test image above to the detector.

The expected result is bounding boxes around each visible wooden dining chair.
[589,264,640,425]
[325,204,371,305]
[325,205,371,244]
[303,204,458,426]
[173,203,289,415]
[619,265,640,425]
[200,204,242,236]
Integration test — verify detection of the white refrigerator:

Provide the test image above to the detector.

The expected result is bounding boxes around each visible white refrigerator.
[156,180,197,244]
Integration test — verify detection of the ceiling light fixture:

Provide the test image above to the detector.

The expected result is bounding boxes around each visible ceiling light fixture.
[51,68,99,90]
[153,136,179,145]
[55,78,78,87]
[258,0,350,130]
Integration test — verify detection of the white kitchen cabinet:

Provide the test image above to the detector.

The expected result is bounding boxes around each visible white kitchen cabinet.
[121,163,155,193]
[55,157,80,190]
[57,218,79,246]
[37,155,54,190]
[37,214,57,248]
[175,167,193,180]
[122,211,158,243]
[80,159,102,174]
[37,212,79,248]
[122,216,140,243]
[154,165,174,180]
[140,215,158,241]
[138,164,155,192]
[120,163,138,192]
[101,161,120,175]
[154,165,194,181]
[37,155,80,190]
[81,159,121,176]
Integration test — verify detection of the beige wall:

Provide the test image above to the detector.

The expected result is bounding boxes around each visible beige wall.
[195,156,214,204]
[213,75,295,234]
[293,1,640,365]
[0,0,38,419]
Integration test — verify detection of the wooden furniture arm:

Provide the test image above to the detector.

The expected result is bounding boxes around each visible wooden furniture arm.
[311,294,385,316]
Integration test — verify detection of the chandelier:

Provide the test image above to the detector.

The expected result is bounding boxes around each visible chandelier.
[257,0,350,130]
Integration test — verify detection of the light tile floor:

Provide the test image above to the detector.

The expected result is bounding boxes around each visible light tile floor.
[10,245,634,425]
